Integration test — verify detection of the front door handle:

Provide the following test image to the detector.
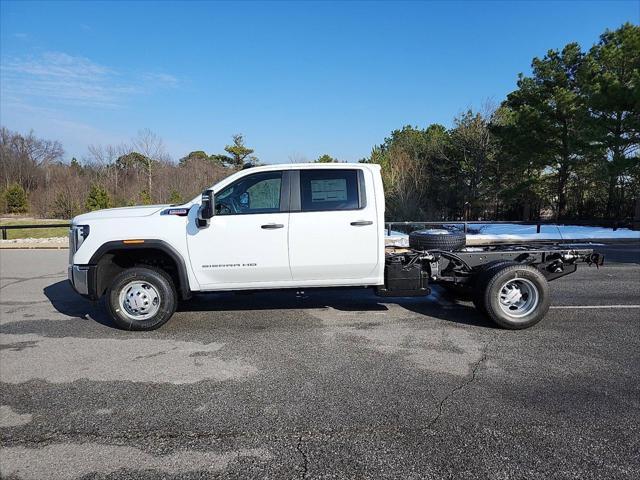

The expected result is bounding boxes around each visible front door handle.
[350,220,373,226]
[261,223,285,229]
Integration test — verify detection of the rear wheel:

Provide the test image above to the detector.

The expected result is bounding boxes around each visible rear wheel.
[106,266,177,331]
[478,264,550,329]
[472,260,517,313]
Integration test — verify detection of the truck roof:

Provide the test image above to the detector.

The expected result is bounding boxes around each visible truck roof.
[201,162,381,201]
[238,162,381,174]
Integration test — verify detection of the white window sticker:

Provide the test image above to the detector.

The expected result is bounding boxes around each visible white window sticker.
[310,179,347,202]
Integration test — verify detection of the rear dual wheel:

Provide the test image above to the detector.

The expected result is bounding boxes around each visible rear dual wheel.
[473,263,550,330]
[472,261,517,313]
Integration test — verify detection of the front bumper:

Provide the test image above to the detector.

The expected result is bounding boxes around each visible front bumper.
[68,265,97,299]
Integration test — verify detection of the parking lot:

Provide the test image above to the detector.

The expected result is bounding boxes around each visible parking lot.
[1,246,639,479]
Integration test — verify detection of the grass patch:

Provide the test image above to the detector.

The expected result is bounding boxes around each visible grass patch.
[0,218,69,240]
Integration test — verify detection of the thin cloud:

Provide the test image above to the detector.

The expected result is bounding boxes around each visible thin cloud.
[0,99,127,156]
[0,51,179,109]
[142,72,179,88]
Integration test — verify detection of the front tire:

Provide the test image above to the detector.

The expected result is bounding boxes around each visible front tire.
[479,264,550,330]
[106,267,177,331]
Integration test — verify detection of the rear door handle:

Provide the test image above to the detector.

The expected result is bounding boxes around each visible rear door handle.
[350,220,373,226]
[261,223,285,229]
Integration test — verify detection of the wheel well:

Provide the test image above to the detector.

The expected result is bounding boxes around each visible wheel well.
[95,248,187,299]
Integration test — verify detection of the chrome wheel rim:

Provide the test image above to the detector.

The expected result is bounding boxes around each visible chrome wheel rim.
[498,278,539,319]
[118,281,161,320]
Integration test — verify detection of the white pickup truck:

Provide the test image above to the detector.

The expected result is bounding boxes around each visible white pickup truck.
[68,163,602,331]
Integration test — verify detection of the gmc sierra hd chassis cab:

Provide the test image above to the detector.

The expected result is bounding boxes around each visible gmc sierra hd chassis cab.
[68,163,602,331]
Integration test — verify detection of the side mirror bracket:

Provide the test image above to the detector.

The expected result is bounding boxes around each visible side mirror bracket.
[197,189,214,228]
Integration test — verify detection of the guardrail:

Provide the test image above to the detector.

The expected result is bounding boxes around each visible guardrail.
[384,220,632,236]
[0,223,70,240]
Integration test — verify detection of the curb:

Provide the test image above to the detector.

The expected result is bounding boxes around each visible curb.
[0,244,68,250]
[1,235,68,250]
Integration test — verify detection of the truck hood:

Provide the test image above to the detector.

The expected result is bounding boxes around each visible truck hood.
[72,205,169,224]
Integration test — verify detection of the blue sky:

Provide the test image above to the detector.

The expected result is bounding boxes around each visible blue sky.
[0,1,637,163]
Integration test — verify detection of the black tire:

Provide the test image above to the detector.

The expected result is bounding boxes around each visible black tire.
[106,266,177,331]
[479,264,550,330]
[408,229,466,251]
[471,260,518,313]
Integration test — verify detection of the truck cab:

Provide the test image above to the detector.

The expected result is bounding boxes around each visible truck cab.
[186,163,385,289]
[69,163,601,331]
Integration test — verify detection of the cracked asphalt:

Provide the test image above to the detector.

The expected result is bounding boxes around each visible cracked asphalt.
[1,245,639,479]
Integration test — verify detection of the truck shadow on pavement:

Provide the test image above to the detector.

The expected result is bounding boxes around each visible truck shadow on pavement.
[44,281,495,330]
[43,281,115,328]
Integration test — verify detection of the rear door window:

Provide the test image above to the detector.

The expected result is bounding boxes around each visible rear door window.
[300,169,361,211]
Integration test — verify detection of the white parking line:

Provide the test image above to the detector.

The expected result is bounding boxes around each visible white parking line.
[334,304,640,314]
[550,305,640,309]
[336,311,388,316]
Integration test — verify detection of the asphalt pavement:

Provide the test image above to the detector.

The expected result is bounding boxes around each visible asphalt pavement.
[1,245,639,479]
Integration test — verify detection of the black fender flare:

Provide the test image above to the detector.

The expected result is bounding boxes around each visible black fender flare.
[88,239,192,300]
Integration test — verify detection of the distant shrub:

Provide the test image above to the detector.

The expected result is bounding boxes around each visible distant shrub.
[4,183,28,214]
[85,184,111,211]
[168,189,183,204]
[139,190,152,205]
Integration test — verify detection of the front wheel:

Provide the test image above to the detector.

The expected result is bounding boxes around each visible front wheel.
[478,264,550,330]
[106,267,177,330]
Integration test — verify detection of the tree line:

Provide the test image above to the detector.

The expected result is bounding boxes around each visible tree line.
[0,129,253,217]
[363,23,639,221]
[1,23,638,221]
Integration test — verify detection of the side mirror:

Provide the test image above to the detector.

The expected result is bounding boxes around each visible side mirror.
[197,189,214,227]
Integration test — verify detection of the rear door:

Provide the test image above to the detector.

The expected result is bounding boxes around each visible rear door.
[288,168,380,282]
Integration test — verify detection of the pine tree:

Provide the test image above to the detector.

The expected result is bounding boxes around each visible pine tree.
[70,157,82,175]
[4,184,28,214]
[85,184,111,211]
[223,134,257,167]
[168,189,183,204]
[315,154,338,163]
[139,190,152,205]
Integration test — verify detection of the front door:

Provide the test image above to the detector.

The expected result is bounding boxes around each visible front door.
[186,170,291,289]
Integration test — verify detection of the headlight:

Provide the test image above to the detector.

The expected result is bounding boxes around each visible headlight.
[72,225,90,252]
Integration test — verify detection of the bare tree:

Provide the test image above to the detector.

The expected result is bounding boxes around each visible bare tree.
[1,127,63,191]
[384,145,428,220]
[288,152,309,163]
[87,143,129,194]
[132,128,169,193]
